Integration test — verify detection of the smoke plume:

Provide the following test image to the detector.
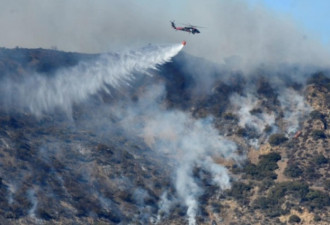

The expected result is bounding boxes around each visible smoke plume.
[108,84,243,224]
[278,88,312,135]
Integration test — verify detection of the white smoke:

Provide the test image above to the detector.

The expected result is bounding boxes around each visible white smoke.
[230,93,275,134]
[27,188,38,218]
[229,92,276,148]
[278,88,312,135]
[0,43,183,116]
[156,192,176,223]
[110,84,243,224]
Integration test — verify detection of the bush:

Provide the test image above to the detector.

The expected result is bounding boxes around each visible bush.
[304,165,321,180]
[223,112,238,121]
[270,182,309,200]
[250,108,262,115]
[237,126,260,139]
[227,182,252,201]
[253,196,277,209]
[310,110,325,120]
[289,215,301,223]
[264,125,273,134]
[314,215,321,222]
[244,153,281,180]
[313,154,328,165]
[303,190,330,209]
[307,72,330,91]
[324,179,330,190]
[311,130,326,140]
[269,134,288,146]
[259,152,281,162]
[253,196,287,218]
[236,128,247,137]
[284,163,303,178]
[258,152,281,171]
[310,110,328,129]
[259,178,275,192]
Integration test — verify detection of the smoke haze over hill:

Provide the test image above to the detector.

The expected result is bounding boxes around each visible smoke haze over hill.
[1,0,330,71]
[0,1,329,224]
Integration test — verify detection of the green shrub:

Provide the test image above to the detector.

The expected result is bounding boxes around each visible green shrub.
[258,152,281,171]
[259,178,275,192]
[237,128,247,137]
[269,134,288,146]
[311,130,326,140]
[244,153,281,180]
[314,215,321,222]
[284,163,303,178]
[303,190,330,209]
[237,126,260,139]
[310,110,325,120]
[249,108,262,115]
[223,112,238,121]
[313,154,328,165]
[264,125,273,133]
[289,215,301,223]
[226,182,252,202]
[324,179,330,190]
[253,196,277,209]
[270,182,309,200]
[304,165,321,180]
[259,152,281,162]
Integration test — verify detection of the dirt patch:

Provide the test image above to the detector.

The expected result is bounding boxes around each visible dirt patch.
[275,158,291,183]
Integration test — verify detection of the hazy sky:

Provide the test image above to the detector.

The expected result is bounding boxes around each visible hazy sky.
[247,0,330,45]
[0,0,329,69]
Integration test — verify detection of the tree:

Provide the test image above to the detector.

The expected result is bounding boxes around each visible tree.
[284,163,303,178]
[289,215,301,223]
[269,134,288,146]
[311,130,326,140]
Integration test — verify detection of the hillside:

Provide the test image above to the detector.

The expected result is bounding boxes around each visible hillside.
[0,47,329,225]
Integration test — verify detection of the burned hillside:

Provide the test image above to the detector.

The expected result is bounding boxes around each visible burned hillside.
[0,47,329,225]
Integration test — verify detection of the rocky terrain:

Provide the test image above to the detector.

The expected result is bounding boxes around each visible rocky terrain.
[0,47,329,225]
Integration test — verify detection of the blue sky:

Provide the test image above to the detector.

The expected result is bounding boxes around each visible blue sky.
[246,0,330,45]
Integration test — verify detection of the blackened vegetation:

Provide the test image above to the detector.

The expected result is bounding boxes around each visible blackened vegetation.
[161,53,245,118]
[0,47,97,77]
[307,72,330,91]
[256,76,280,111]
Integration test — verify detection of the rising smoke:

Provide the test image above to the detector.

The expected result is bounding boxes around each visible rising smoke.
[230,92,276,148]
[107,84,243,224]
[0,41,243,224]
[0,0,329,224]
[278,87,312,135]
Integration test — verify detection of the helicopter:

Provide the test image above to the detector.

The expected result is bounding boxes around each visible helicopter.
[170,21,202,34]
